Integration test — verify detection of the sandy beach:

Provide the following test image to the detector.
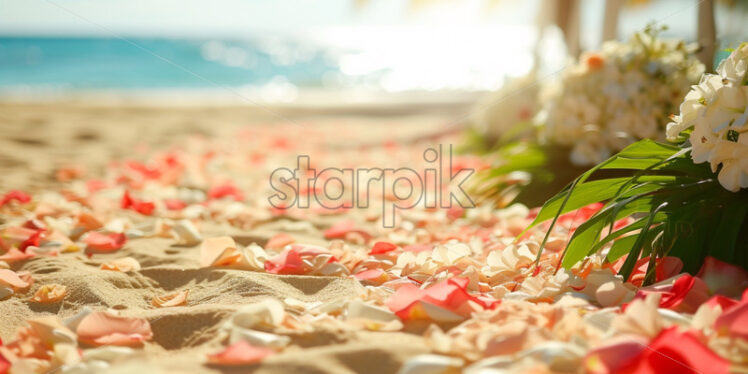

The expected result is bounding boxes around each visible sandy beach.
[0,100,471,373]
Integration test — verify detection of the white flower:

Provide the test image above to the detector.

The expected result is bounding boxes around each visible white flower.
[539,30,703,165]
[472,74,540,142]
[670,43,748,192]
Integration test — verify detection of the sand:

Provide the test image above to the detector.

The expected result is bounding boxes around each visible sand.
[0,100,465,373]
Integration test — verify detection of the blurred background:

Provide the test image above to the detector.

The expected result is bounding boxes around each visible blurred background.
[1,0,746,104]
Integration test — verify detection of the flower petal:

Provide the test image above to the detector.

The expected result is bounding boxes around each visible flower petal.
[30,284,67,303]
[76,311,152,346]
[206,340,274,366]
[151,290,188,308]
[100,257,141,272]
[84,232,127,253]
[0,269,30,290]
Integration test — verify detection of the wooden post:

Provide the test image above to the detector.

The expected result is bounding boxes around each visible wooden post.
[602,0,622,42]
[697,0,716,71]
[553,0,581,58]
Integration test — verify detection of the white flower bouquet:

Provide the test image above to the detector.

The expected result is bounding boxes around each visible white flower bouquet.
[469,27,705,207]
[539,26,704,165]
[532,43,748,278]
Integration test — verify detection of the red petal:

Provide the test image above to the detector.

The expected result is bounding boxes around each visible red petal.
[386,277,492,320]
[18,229,46,253]
[85,232,127,252]
[370,241,397,255]
[121,191,155,215]
[630,327,729,374]
[634,275,710,313]
[0,190,31,207]
[76,311,152,346]
[0,351,8,374]
[206,340,274,366]
[208,183,244,201]
[264,249,305,275]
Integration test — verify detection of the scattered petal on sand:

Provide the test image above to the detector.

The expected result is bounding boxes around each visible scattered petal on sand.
[206,340,274,366]
[152,290,189,308]
[171,219,201,245]
[200,237,266,270]
[84,232,127,253]
[121,191,155,215]
[0,269,30,290]
[265,233,295,250]
[323,221,370,241]
[399,354,464,374]
[0,190,32,207]
[386,277,496,322]
[345,300,402,331]
[76,311,153,346]
[208,183,244,201]
[264,248,305,275]
[228,299,285,329]
[100,257,141,272]
[222,299,291,348]
[634,274,710,313]
[30,284,67,303]
[0,248,35,263]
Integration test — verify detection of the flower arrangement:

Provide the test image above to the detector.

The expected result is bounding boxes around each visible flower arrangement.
[468,26,705,207]
[533,44,748,279]
[539,25,704,165]
[666,42,748,191]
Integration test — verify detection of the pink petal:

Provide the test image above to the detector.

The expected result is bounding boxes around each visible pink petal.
[323,221,370,240]
[697,256,748,298]
[704,295,739,310]
[76,311,152,346]
[200,237,239,268]
[265,233,295,250]
[206,340,274,366]
[0,269,30,289]
[0,248,35,263]
[85,232,127,252]
[163,198,187,211]
[714,299,748,339]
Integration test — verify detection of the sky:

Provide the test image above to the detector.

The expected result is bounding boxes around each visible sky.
[0,0,742,54]
[0,0,540,37]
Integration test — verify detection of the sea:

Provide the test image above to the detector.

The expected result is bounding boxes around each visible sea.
[0,26,543,101]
